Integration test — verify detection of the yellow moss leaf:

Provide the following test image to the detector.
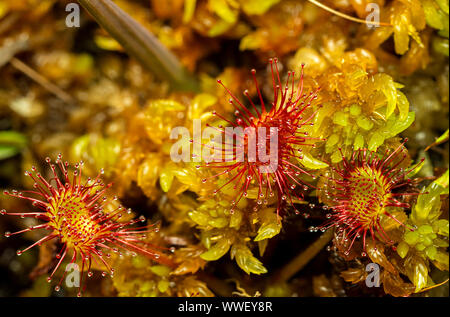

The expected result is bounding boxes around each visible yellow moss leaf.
[157,280,170,293]
[240,32,264,51]
[209,0,238,23]
[299,153,328,170]
[183,0,197,22]
[340,267,366,284]
[159,169,174,192]
[208,217,229,228]
[94,35,123,51]
[397,241,410,258]
[396,91,409,121]
[254,222,281,241]
[189,210,210,226]
[240,0,280,15]
[405,255,429,292]
[258,239,268,257]
[368,132,385,151]
[200,238,232,261]
[229,209,243,228]
[383,271,415,297]
[366,242,397,274]
[150,265,171,277]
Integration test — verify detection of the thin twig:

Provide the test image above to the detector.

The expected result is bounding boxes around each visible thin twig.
[272,229,334,283]
[417,278,449,293]
[10,57,75,104]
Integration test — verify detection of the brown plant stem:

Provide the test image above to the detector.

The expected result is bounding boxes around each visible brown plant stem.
[272,229,334,283]
[77,0,199,92]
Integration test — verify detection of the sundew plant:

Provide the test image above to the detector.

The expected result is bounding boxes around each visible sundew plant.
[0,0,448,298]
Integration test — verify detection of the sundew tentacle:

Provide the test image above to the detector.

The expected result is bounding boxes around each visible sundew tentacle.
[318,141,422,255]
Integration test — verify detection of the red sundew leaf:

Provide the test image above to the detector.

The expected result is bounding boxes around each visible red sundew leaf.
[321,140,422,254]
[203,58,323,217]
[1,154,175,296]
